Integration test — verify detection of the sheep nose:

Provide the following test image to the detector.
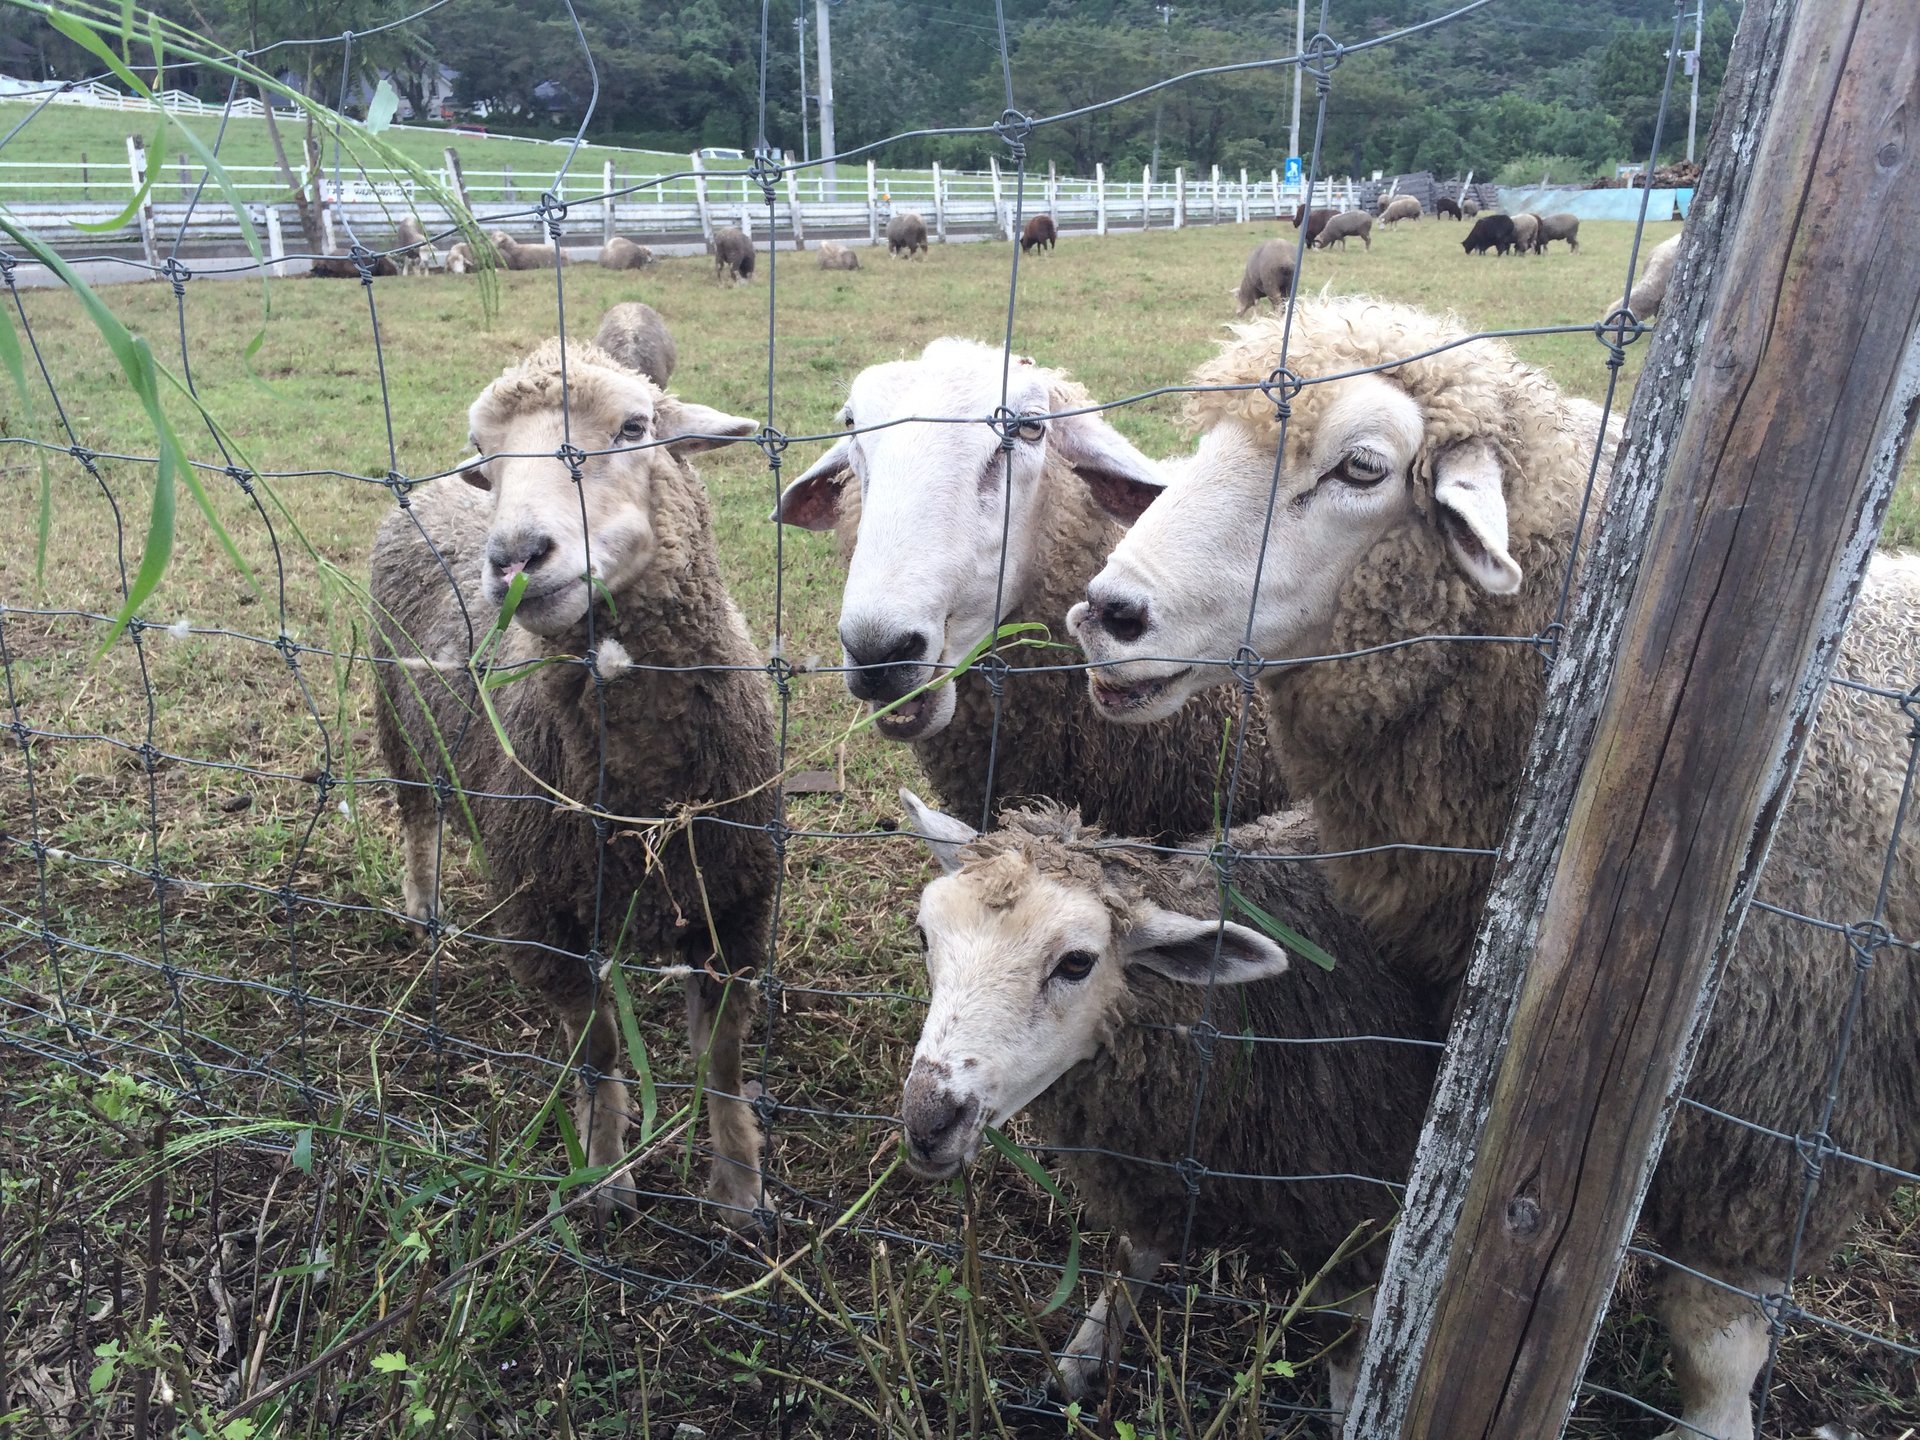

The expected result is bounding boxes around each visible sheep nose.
[487,531,554,579]
[901,1073,971,1161]
[841,626,929,702]
[1088,592,1149,644]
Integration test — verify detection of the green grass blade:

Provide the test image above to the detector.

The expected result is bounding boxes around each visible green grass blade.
[606,960,659,1143]
[1226,884,1338,972]
[982,1126,1081,1315]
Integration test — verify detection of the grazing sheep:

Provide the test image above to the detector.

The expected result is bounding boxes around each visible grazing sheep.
[446,241,476,275]
[1507,211,1541,253]
[887,210,929,259]
[1021,213,1058,253]
[393,216,437,274]
[773,337,1287,840]
[590,301,676,386]
[1533,212,1579,252]
[712,226,755,283]
[1070,298,1920,1440]
[1234,237,1297,317]
[1607,232,1683,325]
[370,334,773,1219]
[489,230,563,270]
[307,253,399,279]
[1461,195,1481,217]
[1312,211,1372,251]
[1460,213,1518,255]
[597,236,654,270]
[1378,196,1422,226]
[817,241,860,271]
[897,795,1437,1407]
[1291,204,1337,245]
[1434,196,1462,220]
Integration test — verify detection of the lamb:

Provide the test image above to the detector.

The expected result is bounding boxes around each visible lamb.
[1434,196,1462,220]
[896,794,1438,1408]
[1532,211,1579,252]
[1460,213,1518,255]
[1069,297,1920,1440]
[393,215,437,274]
[1606,232,1683,325]
[1461,195,1481,217]
[772,337,1287,841]
[1312,211,1372,250]
[446,241,476,274]
[489,230,563,270]
[369,330,774,1220]
[1291,204,1337,245]
[1378,196,1421,226]
[597,236,654,269]
[307,253,399,278]
[1234,237,1297,316]
[590,300,676,386]
[816,241,860,271]
[887,210,929,259]
[1021,213,1057,253]
[1507,211,1541,253]
[712,226,755,283]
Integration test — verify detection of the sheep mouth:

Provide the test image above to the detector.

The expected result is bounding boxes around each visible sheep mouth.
[873,693,936,740]
[1088,667,1192,717]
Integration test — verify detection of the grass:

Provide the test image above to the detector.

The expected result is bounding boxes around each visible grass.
[1,218,1916,1438]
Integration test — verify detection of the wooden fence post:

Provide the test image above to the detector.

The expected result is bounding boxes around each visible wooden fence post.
[1047,160,1057,218]
[263,204,286,277]
[601,159,615,243]
[783,168,805,249]
[1173,166,1185,229]
[865,158,878,246]
[176,151,190,201]
[1142,164,1151,229]
[1095,162,1106,236]
[442,147,471,215]
[931,161,947,242]
[125,134,157,266]
[690,151,714,250]
[1237,166,1249,222]
[1344,0,1920,1434]
[1269,167,1281,219]
[739,176,752,236]
[988,156,1005,239]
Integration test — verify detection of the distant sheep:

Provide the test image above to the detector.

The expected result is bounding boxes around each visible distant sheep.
[1461,195,1482,217]
[1378,196,1422,226]
[1508,212,1541,253]
[307,254,399,279]
[370,331,772,1219]
[490,230,562,270]
[887,211,929,259]
[1461,213,1518,255]
[1291,204,1337,245]
[712,226,755,284]
[817,241,860,271]
[1234,237,1297,316]
[1313,211,1372,250]
[393,216,436,274]
[1434,196,1462,220]
[446,241,476,275]
[597,236,654,270]
[1021,213,1057,253]
[1607,233,1683,325]
[590,300,676,386]
[1533,212,1579,252]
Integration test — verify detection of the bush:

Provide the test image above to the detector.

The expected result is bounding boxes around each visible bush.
[1493,153,1607,186]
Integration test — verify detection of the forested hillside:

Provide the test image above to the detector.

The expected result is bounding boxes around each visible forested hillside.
[0,0,1737,179]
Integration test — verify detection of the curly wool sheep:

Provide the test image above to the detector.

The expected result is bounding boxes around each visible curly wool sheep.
[897,796,1437,1408]
[1378,196,1422,226]
[773,337,1287,841]
[446,240,477,274]
[1071,297,1920,1440]
[591,301,676,387]
[1021,213,1058,253]
[1313,211,1372,251]
[712,226,755,283]
[370,333,774,1219]
[887,210,929,259]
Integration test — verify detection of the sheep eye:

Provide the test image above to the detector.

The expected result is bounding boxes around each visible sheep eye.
[1017,418,1047,443]
[1049,949,1098,984]
[843,411,855,430]
[914,924,928,954]
[1332,449,1390,487]
[619,416,650,442]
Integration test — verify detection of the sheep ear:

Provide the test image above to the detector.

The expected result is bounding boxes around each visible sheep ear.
[1433,441,1523,595]
[899,788,977,875]
[657,399,760,455]
[1119,907,1290,986]
[772,438,853,530]
[1051,402,1166,526]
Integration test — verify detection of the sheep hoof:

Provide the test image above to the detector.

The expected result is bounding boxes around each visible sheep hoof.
[1047,1352,1106,1405]
[592,1168,643,1225]
[703,1170,767,1232]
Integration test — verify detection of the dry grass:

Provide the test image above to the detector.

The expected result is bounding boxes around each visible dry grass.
[1,218,1915,1438]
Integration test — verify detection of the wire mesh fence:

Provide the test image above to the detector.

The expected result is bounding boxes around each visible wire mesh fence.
[1,0,1915,1436]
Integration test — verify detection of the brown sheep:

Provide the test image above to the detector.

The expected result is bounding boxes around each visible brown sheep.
[1312,211,1372,250]
[307,253,399,279]
[1291,204,1337,245]
[886,210,928,259]
[816,241,860,271]
[597,236,654,270]
[1020,213,1057,253]
[1234,237,1297,316]
[712,226,755,284]
[1379,196,1422,226]
[1434,196,1462,220]
[1532,212,1579,252]
[591,300,676,386]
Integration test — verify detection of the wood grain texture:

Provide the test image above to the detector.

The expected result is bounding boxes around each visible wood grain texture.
[1344,0,1920,1433]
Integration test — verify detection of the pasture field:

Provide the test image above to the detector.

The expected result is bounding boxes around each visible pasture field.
[1,218,1915,1437]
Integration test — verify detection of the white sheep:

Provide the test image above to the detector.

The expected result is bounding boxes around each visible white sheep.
[774,337,1288,840]
[393,215,438,274]
[489,229,563,270]
[1069,297,1918,1440]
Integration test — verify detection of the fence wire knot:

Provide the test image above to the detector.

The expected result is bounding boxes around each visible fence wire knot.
[1259,367,1304,421]
[763,816,791,857]
[1207,836,1240,887]
[1188,1018,1219,1062]
[975,649,1011,698]
[1594,307,1646,366]
[1230,644,1263,695]
[994,108,1034,161]
[67,443,100,473]
[556,442,587,480]
[224,464,258,497]
[1845,919,1892,971]
[347,244,380,284]
[1303,31,1345,88]
[1758,1289,1794,1337]
[0,252,15,286]
[536,192,568,239]
[987,404,1023,452]
[748,148,783,199]
[1175,1155,1207,1196]
[384,469,413,499]
[1794,1129,1838,1183]
[161,256,191,296]
[757,425,790,464]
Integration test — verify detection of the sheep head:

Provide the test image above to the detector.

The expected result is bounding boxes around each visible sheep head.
[461,338,756,637]
[1070,298,1591,725]
[773,337,1162,742]
[895,790,1288,1180]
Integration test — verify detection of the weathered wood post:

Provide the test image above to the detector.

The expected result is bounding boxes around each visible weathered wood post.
[1237,166,1249,222]
[126,134,157,266]
[691,151,714,250]
[176,151,190,201]
[1142,164,1152,229]
[1345,0,1920,1434]
[1173,166,1185,229]
[931,161,948,242]
[263,205,287,277]
[601,159,616,243]
[1271,167,1282,219]
[442,147,471,215]
[784,167,806,249]
[1047,159,1057,218]
[80,148,89,199]
[1209,162,1221,221]
[865,158,878,246]
[1095,162,1107,236]
[739,176,752,236]
[989,155,1005,239]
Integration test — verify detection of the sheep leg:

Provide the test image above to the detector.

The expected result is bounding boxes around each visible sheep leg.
[396,789,440,932]
[561,993,641,1220]
[1326,1289,1375,1419]
[1654,1268,1776,1440]
[687,972,764,1221]
[1054,1237,1169,1401]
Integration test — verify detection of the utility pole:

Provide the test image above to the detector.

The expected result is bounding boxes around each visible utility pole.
[1685,0,1703,163]
[1149,4,1172,184]
[1288,0,1305,166]
[815,0,837,197]
[794,14,811,165]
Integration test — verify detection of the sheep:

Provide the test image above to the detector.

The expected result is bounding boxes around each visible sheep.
[1291,204,1337,245]
[1378,196,1422,226]
[896,794,1438,1408]
[1068,297,1920,1440]
[1312,211,1372,251]
[307,253,399,278]
[1507,211,1541,253]
[772,337,1287,841]
[817,241,860,271]
[1434,196,1462,220]
[887,210,929,259]
[1605,232,1683,326]
[1461,195,1481,217]
[1460,213,1518,255]
[446,241,476,275]
[597,236,654,270]
[712,226,755,283]
[369,331,774,1220]
[1021,213,1057,253]
[1234,237,1297,317]
[393,215,437,274]
[489,230,563,270]
[590,300,676,386]
[1533,211,1579,252]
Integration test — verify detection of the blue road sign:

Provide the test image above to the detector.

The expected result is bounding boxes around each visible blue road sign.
[1285,156,1303,185]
